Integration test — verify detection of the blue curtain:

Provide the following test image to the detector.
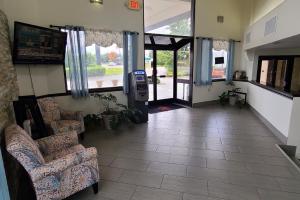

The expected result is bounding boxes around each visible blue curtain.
[65,26,89,98]
[195,37,213,86]
[0,150,10,200]
[226,39,235,82]
[123,31,138,94]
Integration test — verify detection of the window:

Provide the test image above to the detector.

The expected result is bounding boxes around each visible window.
[291,58,300,95]
[85,43,123,89]
[144,0,193,36]
[256,56,300,96]
[65,30,123,91]
[212,40,229,79]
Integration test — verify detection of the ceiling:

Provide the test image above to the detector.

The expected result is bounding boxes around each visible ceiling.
[144,0,191,32]
[257,34,300,50]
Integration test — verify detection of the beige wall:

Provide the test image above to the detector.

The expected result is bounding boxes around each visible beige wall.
[250,0,285,24]
[2,0,144,97]
[195,0,244,40]
[193,0,246,104]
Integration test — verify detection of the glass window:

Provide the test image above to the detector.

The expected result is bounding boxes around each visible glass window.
[144,0,193,36]
[177,44,190,101]
[212,40,229,79]
[275,60,288,91]
[66,43,123,90]
[291,58,300,95]
[256,56,300,96]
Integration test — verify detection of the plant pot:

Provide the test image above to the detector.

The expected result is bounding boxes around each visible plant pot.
[102,114,117,130]
[229,95,238,106]
[96,80,103,88]
[112,80,118,87]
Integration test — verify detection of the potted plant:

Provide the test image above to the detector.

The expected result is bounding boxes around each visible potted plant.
[84,114,101,128]
[112,80,119,87]
[229,88,241,106]
[91,93,142,130]
[219,92,229,105]
[96,80,104,88]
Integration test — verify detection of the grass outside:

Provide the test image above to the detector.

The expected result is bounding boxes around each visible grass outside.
[65,64,123,77]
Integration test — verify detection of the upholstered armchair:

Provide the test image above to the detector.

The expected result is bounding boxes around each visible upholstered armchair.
[37,97,85,138]
[5,125,99,200]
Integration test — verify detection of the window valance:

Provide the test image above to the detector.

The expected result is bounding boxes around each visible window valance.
[213,40,229,51]
[85,29,123,47]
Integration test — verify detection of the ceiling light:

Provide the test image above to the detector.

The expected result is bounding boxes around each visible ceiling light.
[90,0,103,5]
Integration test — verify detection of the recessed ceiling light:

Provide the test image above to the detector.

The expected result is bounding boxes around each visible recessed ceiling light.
[90,0,103,5]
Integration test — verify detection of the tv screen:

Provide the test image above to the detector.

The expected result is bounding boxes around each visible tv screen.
[215,57,225,64]
[13,22,67,64]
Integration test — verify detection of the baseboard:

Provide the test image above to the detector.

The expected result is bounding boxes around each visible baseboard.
[192,100,219,108]
[249,105,288,144]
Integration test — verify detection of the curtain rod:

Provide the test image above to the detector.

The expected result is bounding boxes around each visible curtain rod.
[49,25,139,35]
[196,36,241,43]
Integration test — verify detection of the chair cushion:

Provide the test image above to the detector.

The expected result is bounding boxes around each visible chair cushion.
[38,97,61,121]
[57,120,82,133]
[44,144,85,162]
[5,125,45,172]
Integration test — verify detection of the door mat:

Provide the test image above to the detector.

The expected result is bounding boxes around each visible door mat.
[148,104,185,114]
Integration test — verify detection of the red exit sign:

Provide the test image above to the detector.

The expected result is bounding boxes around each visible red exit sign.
[128,0,141,10]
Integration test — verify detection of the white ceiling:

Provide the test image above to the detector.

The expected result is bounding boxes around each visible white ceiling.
[144,0,191,31]
[257,34,300,50]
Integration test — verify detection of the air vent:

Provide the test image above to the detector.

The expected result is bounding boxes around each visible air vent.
[265,16,277,36]
[217,16,224,23]
[246,32,251,44]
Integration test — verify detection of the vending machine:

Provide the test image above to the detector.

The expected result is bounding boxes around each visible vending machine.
[128,70,149,123]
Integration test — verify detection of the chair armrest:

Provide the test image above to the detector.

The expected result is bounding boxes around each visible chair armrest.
[23,120,32,136]
[30,147,98,182]
[36,131,79,155]
[43,119,59,134]
[61,110,84,121]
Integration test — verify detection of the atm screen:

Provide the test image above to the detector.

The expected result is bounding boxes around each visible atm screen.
[136,75,145,82]
[134,70,145,75]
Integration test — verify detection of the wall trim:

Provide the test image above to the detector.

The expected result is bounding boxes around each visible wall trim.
[249,105,288,144]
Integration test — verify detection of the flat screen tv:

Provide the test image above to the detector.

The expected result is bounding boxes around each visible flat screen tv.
[215,57,225,65]
[13,22,67,64]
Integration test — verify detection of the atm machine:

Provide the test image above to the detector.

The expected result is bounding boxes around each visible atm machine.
[128,70,149,123]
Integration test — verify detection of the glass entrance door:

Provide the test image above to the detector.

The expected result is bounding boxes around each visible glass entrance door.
[144,34,193,105]
[145,50,174,103]
[156,50,174,101]
[145,50,154,101]
[176,44,191,102]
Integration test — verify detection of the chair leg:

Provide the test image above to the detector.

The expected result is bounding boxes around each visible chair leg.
[92,182,99,194]
[80,133,84,140]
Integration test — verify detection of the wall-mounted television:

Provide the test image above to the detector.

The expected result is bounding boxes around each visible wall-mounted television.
[13,22,67,65]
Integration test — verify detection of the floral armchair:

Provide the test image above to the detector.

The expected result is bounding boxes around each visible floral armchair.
[37,97,85,138]
[5,125,99,200]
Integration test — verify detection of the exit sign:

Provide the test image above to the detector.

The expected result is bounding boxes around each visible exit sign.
[128,0,141,10]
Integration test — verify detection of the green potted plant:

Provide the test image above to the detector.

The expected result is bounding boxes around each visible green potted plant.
[84,114,101,128]
[219,91,229,105]
[91,93,142,130]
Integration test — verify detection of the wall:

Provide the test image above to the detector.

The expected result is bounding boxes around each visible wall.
[192,0,245,104]
[250,0,285,24]
[1,0,144,111]
[0,0,3,10]
[55,91,127,115]
[248,83,292,137]
[0,9,19,200]
[195,0,244,40]
[244,0,300,50]
[287,98,300,157]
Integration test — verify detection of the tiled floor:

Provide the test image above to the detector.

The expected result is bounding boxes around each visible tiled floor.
[69,105,300,200]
